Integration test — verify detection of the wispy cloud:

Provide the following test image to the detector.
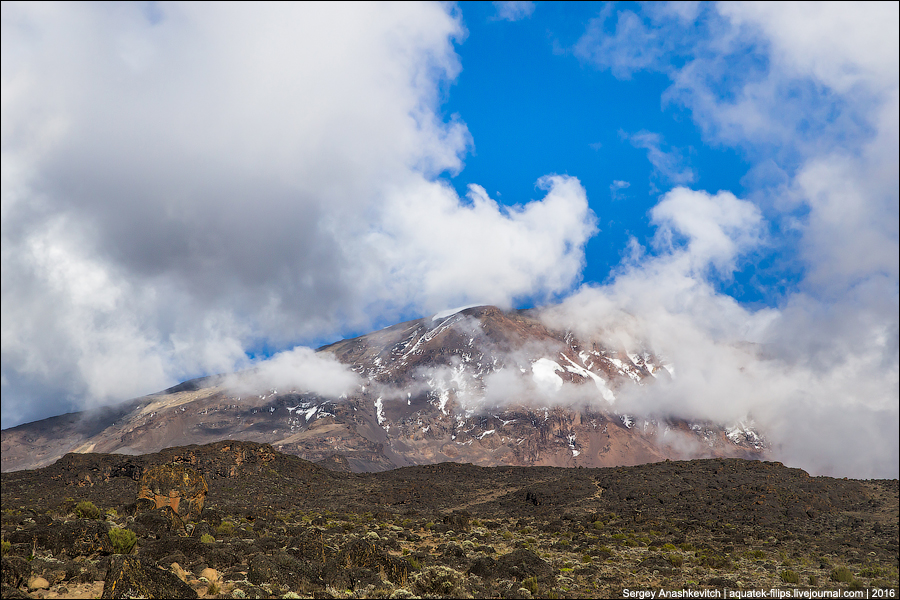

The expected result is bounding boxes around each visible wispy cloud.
[492,2,535,22]
[623,131,696,186]
[609,180,630,201]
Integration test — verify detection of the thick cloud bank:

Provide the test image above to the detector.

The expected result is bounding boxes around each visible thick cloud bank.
[564,2,898,478]
[1,3,595,427]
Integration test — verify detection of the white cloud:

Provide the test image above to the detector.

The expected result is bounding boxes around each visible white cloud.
[361,175,596,313]
[492,2,536,22]
[624,131,696,185]
[225,346,360,399]
[649,187,763,274]
[609,180,630,200]
[563,1,899,477]
[0,3,597,428]
[718,3,899,96]
[574,6,672,80]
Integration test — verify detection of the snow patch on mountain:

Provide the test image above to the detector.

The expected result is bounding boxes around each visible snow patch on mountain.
[531,358,564,392]
[560,354,616,404]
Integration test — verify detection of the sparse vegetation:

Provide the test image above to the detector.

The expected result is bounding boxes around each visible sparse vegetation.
[780,569,800,584]
[1,442,896,599]
[74,500,102,520]
[108,527,137,554]
[831,566,854,583]
[216,520,235,536]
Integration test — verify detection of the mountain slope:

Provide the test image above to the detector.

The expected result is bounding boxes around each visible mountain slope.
[1,306,764,472]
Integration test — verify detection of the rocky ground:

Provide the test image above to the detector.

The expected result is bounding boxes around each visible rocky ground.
[2,441,897,598]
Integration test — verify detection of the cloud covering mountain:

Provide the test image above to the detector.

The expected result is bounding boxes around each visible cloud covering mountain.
[2,2,897,477]
[2,3,594,425]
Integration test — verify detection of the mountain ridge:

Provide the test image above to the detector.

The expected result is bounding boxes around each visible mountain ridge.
[2,305,764,473]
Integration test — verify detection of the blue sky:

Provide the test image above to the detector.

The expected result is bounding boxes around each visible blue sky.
[2,2,897,476]
[443,2,757,302]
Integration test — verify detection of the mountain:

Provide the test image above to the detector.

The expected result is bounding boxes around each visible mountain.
[1,305,764,472]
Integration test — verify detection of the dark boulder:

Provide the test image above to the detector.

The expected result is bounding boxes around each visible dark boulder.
[330,539,410,585]
[1,556,31,589]
[133,506,183,536]
[288,527,325,562]
[0,585,30,599]
[495,548,553,580]
[64,557,100,583]
[248,552,321,590]
[8,520,112,556]
[101,555,197,599]
[138,536,206,564]
[467,555,498,578]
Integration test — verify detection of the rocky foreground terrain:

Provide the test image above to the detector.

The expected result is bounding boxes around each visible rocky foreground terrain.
[2,440,897,598]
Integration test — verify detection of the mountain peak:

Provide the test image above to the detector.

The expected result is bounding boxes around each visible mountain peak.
[2,306,764,473]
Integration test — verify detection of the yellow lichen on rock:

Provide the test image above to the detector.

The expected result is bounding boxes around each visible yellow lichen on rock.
[137,463,207,522]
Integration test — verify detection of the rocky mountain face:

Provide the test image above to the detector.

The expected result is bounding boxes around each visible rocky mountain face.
[1,306,764,473]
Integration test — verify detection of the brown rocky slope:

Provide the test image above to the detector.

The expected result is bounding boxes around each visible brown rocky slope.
[2,306,765,474]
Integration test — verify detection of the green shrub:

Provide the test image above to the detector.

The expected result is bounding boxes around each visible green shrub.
[780,570,800,584]
[108,527,137,554]
[860,566,886,578]
[808,574,817,586]
[1,540,10,555]
[200,533,215,544]
[847,579,866,591]
[74,501,102,520]
[831,566,854,583]
[697,552,731,569]
[662,543,678,551]
[216,521,235,537]
[523,577,539,596]
[668,554,683,568]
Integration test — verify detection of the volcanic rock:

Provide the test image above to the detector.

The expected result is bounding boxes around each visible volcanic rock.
[7,519,113,556]
[101,555,197,599]
[136,463,207,522]
[1,441,897,597]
